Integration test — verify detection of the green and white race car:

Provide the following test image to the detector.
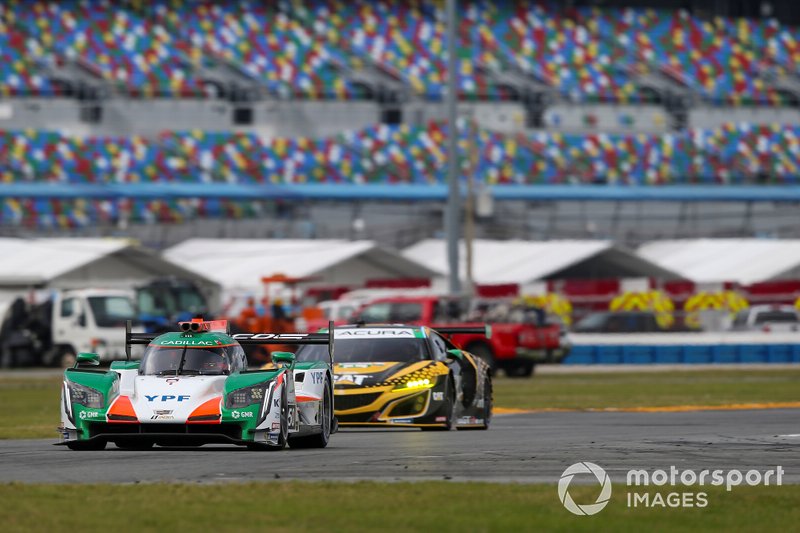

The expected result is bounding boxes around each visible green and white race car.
[58,319,336,451]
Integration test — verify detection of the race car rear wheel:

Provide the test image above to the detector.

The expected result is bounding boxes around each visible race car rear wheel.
[66,439,107,451]
[288,379,333,449]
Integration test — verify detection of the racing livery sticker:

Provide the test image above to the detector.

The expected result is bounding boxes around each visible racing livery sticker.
[156,340,223,346]
[334,329,418,339]
[334,374,373,385]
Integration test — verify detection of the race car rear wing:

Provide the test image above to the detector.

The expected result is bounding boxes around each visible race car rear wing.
[125,321,157,360]
[232,321,335,364]
[125,320,336,364]
[434,325,492,339]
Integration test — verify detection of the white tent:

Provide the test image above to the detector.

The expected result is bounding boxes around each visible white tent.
[402,239,680,285]
[0,237,221,308]
[163,239,439,293]
[637,239,800,284]
[0,238,215,288]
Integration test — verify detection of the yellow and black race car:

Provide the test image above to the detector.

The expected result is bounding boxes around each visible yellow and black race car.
[294,324,492,430]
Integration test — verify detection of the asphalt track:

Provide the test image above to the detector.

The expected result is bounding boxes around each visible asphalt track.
[1,408,799,484]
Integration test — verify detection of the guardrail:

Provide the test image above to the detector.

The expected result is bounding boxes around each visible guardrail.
[564,332,800,364]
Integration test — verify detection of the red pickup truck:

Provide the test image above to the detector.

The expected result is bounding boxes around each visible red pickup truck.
[353,296,570,377]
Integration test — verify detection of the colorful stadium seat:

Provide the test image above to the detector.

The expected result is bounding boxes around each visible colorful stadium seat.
[2,121,799,187]
[1,2,800,228]
[0,1,797,102]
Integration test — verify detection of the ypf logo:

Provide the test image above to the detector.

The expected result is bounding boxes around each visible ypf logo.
[558,462,612,516]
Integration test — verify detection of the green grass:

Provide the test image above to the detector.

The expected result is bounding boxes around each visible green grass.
[0,378,61,439]
[493,368,800,411]
[3,369,800,439]
[0,482,797,532]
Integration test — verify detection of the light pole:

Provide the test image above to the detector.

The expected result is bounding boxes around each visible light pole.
[444,0,461,296]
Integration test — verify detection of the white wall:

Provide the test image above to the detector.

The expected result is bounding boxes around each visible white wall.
[405,101,527,133]
[542,104,670,134]
[689,107,800,129]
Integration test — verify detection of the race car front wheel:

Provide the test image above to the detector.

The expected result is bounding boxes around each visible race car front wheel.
[466,343,496,375]
[250,382,288,451]
[421,376,456,431]
[288,379,333,449]
[457,376,492,431]
[265,382,289,451]
[481,377,492,429]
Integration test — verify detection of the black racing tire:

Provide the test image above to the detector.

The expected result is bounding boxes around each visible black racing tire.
[114,440,154,450]
[458,376,492,431]
[421,377,456,431]
[466,343,496,375]
[66,439,107,451]
[264,381,289,451]
[288,379,333,449]
[478,376,493,429]
[505,360,535,378]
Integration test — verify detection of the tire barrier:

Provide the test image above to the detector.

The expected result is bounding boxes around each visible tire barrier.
[564,332,800,364]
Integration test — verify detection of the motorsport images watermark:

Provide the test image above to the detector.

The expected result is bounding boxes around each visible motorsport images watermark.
[558,462,785,515]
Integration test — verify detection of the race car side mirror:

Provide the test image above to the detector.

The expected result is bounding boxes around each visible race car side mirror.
[76,352,100,367]
[272,351,296,367]
[446,349,464,360]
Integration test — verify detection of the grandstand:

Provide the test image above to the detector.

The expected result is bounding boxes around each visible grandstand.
[0,0,799,246]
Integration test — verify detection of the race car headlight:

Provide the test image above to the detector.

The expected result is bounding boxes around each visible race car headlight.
[67,381,104,409]
[393,378,434,392]
[225,383,268,409]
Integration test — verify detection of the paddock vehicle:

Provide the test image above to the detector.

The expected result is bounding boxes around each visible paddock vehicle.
[729,305,800,332]
[353,296,569,377]
[58,319,335,451]
[572,311,666,333]
[294,324,492,430]
[1,289,138,368]
[135,278,212,334]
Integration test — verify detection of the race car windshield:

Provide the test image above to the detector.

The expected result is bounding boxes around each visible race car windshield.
[139,346,231,376]
[296,338,428,363]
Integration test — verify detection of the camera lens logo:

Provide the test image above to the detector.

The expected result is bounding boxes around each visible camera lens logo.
[558,462,612,516]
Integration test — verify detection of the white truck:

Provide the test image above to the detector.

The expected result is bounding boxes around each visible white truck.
[0,288,138,367]
[729,305,800,333]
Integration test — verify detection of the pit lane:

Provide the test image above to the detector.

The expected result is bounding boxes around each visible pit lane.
[1,408,799,484]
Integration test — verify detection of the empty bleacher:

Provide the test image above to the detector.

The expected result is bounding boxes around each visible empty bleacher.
[1,1,800,233]
[0,1,798,105]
